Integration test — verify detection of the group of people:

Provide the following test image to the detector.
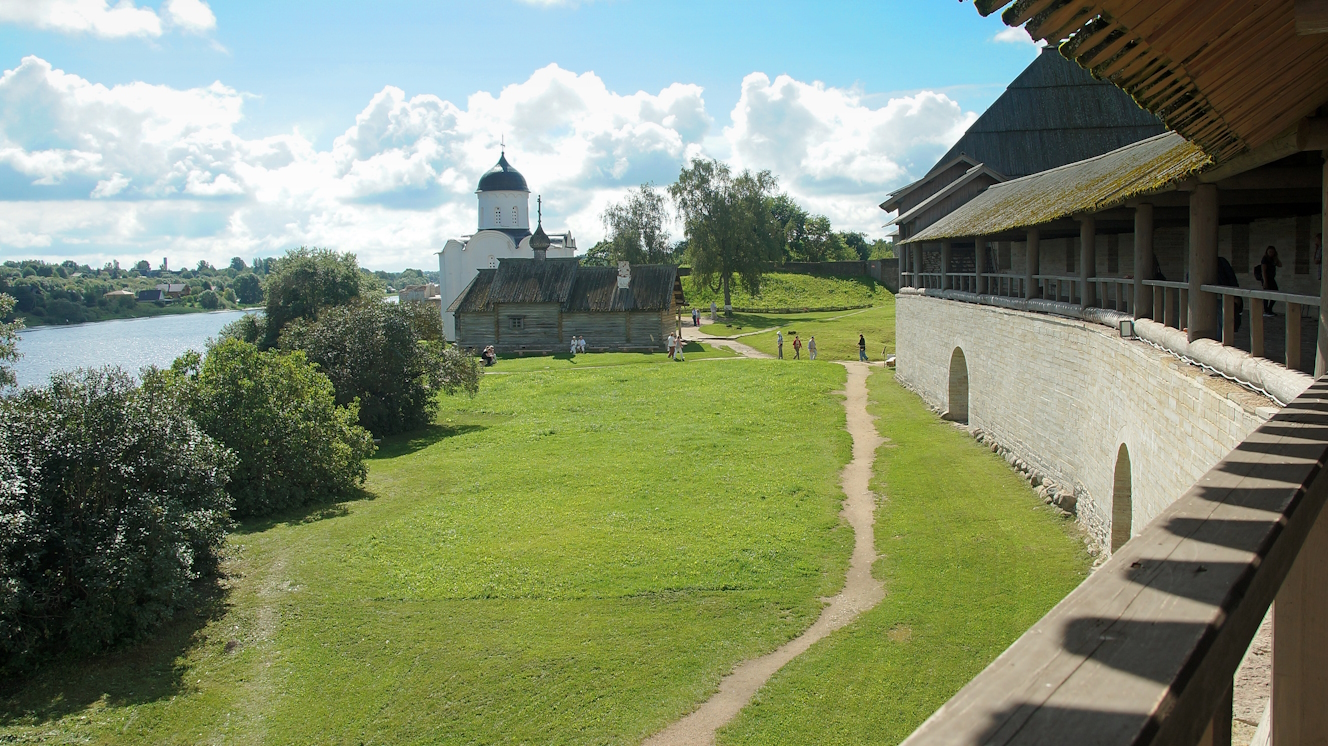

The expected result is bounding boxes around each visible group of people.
[775,330,818,360]
[569,336,588,355]
[481,345,497,367]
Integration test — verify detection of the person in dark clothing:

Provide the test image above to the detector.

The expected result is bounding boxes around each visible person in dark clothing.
[858,334,867,362]
[1216,256,1243,332]
[1259,246,1282,316]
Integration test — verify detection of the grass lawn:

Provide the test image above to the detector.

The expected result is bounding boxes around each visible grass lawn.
[731,301,896,362]
[488,341,734,373]
[717,369,1092,746]
[684,273,891,311]
[0,361,855,745]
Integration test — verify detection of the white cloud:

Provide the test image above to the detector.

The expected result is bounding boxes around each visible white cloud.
[993,26,1045,46]
[0,56,975,269]
[0,0,215,38]
[162,0,215,32]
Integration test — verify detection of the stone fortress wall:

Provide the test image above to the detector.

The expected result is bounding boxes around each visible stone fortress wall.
[895,292,1276,550]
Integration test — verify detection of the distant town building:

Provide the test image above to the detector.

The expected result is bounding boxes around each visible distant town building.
[437,152,577,340]
[102,289,135,299]
[400,283,441,305]
[137,289,166,302]
[154,283,190,298]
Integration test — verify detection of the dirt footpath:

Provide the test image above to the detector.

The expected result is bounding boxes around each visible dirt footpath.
[641,361,885,746]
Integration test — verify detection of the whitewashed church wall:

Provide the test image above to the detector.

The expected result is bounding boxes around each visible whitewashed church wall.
[896,292,1270,549]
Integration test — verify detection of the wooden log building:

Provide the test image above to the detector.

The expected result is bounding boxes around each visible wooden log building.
[448,256,685,354]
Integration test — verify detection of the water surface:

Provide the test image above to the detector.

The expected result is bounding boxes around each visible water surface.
[11,310,254,388]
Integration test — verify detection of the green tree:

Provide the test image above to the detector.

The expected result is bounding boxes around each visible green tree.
[261,247,365,348]
[232,272,263,304]
[840,231,871,261]
[0,294,22,388]
[669,159,783,312]
[599,183,673,264]
[229,257,247,272]
[198,289,220,309]
[154,340,374,518]
[0,368,234,676]
[280,300,480,436]
[134,260,151,273]
[582,240,614,266]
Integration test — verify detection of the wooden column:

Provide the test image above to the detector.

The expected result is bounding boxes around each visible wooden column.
[942,240,953,291]
[1080,215,1097,307]
[1025,227,1040,300]
[1252,304,1266,358]
[1223,294,1237,346]
[975,236,986,295]
[1317,151,1328,376]
[1272,506,1328,744]
[913,243,923,287]
[1135,203,1154,319]
[1288,304,1303,371]
[1189,184,1220,342]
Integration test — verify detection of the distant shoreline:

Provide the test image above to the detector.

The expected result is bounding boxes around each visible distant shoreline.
[16,305,261,331]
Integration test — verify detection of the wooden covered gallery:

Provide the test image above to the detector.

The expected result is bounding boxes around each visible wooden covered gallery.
[448,257,685,354]
[898,1,1328,746]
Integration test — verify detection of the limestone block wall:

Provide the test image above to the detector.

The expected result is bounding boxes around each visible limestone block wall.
[896,293,1272,548]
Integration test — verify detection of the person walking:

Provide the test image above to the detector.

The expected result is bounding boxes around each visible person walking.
[808,336,817,361]
[710,301,718,322]
[667,332,676,359]
[792,334,802,359]
[692,307,700,327]
[858,334,867,362]
[1259,245,1282,316]
[776,330,784,359]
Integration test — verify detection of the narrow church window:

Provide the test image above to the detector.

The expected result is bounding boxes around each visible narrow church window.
[494,207,503,226]
[510,316,525,330]
[512,207,518,225]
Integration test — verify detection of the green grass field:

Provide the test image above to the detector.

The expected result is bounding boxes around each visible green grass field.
[0,361,856,745]
[717,370,1092,745]
[723,302,896,362]
[684,273,891,311]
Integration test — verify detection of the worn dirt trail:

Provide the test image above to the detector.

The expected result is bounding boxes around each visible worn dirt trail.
[642,361,885,746]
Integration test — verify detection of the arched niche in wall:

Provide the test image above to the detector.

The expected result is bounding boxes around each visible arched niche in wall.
[1112,444,1133,552]
[947,347,969,425]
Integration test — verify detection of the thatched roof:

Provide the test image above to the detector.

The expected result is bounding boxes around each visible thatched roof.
[904,132,1210,243]
[931,48,1164,181]
[453,259,682,313]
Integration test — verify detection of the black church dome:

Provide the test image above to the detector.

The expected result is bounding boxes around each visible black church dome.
[477,153,529,192]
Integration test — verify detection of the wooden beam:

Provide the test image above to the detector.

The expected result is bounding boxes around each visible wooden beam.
[1296,0,1328,34]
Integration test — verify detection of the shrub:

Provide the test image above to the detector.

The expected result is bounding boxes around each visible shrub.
[0,368,234,676]
[262,247,365,348]
[280,300,479,436]
[198,289,220,309]
[156,339,375,518]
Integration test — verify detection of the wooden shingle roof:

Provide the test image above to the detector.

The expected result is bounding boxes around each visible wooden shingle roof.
[452,260,682,313]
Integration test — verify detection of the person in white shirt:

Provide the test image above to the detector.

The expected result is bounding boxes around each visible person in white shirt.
[667,333,676,359]
[578,336,587,353]
[808,336,818,360]
[776,330,784,359]
[570,337,578,355]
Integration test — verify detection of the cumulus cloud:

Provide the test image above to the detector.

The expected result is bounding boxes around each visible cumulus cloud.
[0,0,215,38]
[993,26,1045,46]
[0,56,975,269]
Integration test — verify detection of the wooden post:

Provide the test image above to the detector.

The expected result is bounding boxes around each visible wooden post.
[1196,684,1234,746]
[1154,286,1164,323]
[1287,303,1303,371]
[1253,303,1266,358]
[1165,287,1178,328]
[1317,150,1328,376]
[975,237,986,295]
[1180,288,1190,331]
[1223,294,1236,346]
[942,240,952,291]
[1025,227,1039,300]
[1272,507,1328,744]
[1135,203,1155,319]
[1080,215,1096,307]
[1190,184,1220,342]
[913,244,923,287]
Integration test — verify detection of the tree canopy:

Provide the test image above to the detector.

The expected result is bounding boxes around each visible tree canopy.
[0,293,22,388]
[670,159,783,311]
[599,184,674,264]
[261,247,367,348]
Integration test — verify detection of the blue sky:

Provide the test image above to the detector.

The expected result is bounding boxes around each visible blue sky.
[0,0,1039,270]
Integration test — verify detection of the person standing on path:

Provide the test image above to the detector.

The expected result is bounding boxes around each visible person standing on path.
[858,334,867,362]
[692,308,700,327]
[776,330,784,359]
[792,334,802,359]
[667,332,676,359]
[710,301,718,322]
[808,336,817,360]
[1259,245,1282,316]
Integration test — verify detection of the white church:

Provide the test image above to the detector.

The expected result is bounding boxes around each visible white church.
[437,152,577,340]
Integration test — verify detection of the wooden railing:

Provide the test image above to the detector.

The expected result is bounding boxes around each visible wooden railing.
[1035,274,1081,305]
[902,378,1328,746]
[1200,285,1321,370]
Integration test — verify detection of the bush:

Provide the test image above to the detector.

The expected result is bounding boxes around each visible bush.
[262,247,365,348]
[198,289,220,309]
[156,339,375,518]
[280,300,480,436]
[0,368,234,676]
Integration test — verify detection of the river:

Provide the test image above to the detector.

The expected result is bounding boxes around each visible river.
[10,310,256,389]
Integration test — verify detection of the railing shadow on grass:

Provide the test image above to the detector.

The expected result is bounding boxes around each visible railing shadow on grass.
[0,576,229,726]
